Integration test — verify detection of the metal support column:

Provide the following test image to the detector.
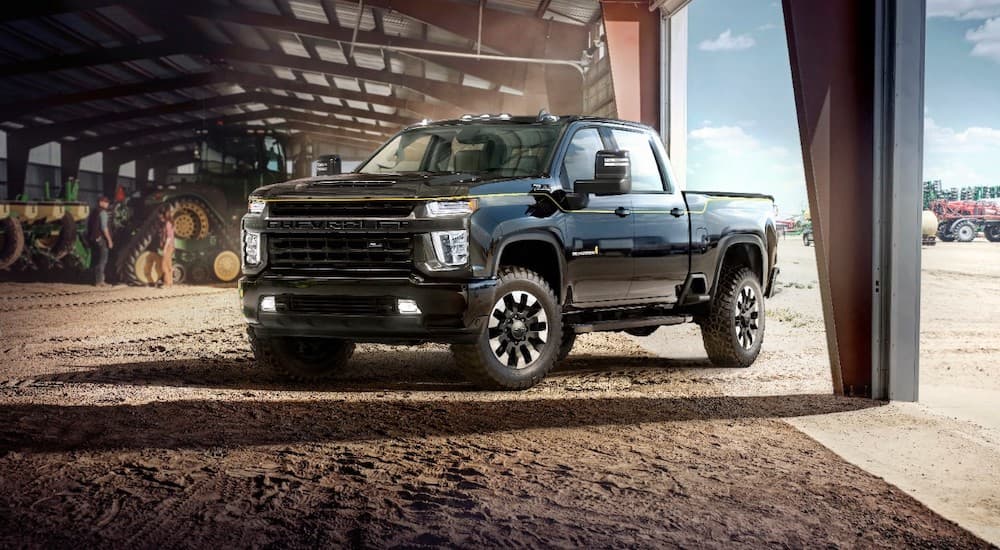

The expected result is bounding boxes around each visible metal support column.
[60,142,82,182]
[602,3,661,128]
[784,0,876,396]
[785,0,925,399]
[102,153,123,198]
[659,3,689,189]
[872,0,925,401]
[5,137,30,199]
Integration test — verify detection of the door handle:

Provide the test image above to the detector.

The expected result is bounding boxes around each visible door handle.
[670,207,685,218]
[615,206,631,218]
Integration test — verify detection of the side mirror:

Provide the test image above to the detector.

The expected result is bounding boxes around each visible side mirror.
[573,150,631,195]
[316,154,342,176]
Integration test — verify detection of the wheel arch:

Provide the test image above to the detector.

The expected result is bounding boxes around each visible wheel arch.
[492,232,566,302]
[711,234,768,295]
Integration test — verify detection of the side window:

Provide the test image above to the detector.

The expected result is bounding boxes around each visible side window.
[611,130,665,192]
[561,128,604,188]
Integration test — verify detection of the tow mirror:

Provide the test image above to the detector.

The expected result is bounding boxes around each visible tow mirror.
[316,154,342,176]
[574,150,631,195]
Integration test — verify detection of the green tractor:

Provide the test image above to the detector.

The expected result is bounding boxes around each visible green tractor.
[114,127,289,285]
[0,179,93,275]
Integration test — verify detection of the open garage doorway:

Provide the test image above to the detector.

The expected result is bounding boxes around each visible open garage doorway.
[618,0,834,398]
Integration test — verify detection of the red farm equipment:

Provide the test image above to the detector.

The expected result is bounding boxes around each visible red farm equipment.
[930,199,1000,243]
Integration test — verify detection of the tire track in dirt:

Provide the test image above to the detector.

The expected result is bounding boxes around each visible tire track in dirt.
[0,290,229,312]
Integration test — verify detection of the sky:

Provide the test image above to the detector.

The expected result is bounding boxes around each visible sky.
[685,0,1000,216]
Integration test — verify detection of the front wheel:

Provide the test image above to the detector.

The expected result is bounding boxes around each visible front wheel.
[953,220,977,243]
[698,266,765,368]
[249,328,354,381]
[451,267,562,390]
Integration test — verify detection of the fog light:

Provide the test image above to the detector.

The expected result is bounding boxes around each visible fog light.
[260,295,277,313]
[397,299,421,315]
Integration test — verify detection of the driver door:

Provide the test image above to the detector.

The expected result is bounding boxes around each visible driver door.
[560,127,635,306]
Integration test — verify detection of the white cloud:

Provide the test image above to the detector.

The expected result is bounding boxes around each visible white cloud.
[688,124,805,212]
[690,124,789,157]
[965,17,1000,62]
[698,30,756,52]
[924,117,1000,154]
[928,0,1000,19]
[924,118,1000,186]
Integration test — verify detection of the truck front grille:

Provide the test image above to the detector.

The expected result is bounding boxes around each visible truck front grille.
[269,201,414,218]
[277,294,396,315]
[267,233,413,274]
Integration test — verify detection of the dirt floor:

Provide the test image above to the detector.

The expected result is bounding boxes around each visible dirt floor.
[0,239,992,548]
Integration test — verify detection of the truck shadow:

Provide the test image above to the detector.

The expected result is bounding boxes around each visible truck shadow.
[0,392,882,454]
[32,353,721,392]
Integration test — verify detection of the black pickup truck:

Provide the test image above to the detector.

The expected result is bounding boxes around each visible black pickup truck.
[240,114,779,389]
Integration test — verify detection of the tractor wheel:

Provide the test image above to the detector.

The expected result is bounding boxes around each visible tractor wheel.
[34,212,78,260]
[212,250,241,282]
[171,199,211,240]
[953,220,977,243]
[133,250,163,284]
[937,224,955,242]
[0,217,25,270]
[985,224,1000,243]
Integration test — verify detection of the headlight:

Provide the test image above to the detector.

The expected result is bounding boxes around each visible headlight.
[430,230,469,268]
[243,230,261,266]
[426,199,477,217]
[248,200,266,214]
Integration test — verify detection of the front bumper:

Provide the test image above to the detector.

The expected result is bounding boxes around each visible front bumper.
[240,276,497,344]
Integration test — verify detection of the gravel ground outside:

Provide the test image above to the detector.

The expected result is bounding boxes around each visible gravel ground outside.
[0,239,991,548]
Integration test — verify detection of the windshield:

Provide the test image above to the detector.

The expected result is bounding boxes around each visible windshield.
[358,123,561,177]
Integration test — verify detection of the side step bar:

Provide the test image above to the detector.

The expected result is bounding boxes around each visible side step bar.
[572,315,692,334]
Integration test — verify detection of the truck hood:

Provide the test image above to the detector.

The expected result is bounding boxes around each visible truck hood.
[251,172,524,199]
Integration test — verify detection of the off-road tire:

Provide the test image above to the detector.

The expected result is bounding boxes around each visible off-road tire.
[451,266,562,390]
[985,223,1000,243]
[0,217,25,270]
[953,220,977,243]
[698,266,765,368]
[937,222,955,242]
[556,329,576,363]
[248,327,354,381]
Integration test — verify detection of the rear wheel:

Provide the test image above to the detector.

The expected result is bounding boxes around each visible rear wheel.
[451,267,561,390]
[0,217,25,270]
[698,266,765,368]
[937,221,955,242]
[985,224,1000,243]
[953,220,977,242]
[249,328,354,381]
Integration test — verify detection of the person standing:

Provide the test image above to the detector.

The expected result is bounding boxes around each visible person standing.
[86,196,114,287]
[159,208,175,288]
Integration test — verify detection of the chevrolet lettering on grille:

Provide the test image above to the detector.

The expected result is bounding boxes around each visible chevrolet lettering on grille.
[266,219,411,230]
